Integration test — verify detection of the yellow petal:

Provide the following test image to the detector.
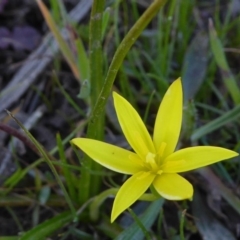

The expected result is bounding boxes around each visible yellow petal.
[111,171,155,222]
[163,146,238,173]
[71,138,144,174]
[153,173,193,200]
[153,78,182,159]
[113,92,155,159]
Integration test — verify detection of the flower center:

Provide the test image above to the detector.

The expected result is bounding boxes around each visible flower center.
[145,152,162,174]
[144,142,167,174]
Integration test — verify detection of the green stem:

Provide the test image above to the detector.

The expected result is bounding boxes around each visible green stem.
[180,210,186,240]
[79,0,168,204]
[79,0,105,204]
[90,0,168,125]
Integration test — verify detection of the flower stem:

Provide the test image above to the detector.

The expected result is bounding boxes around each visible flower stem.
[89,0,168,125]
[79,0,168,204]
[180,209,186,240]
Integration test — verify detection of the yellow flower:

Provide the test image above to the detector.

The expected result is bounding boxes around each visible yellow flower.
[72,78,238,222]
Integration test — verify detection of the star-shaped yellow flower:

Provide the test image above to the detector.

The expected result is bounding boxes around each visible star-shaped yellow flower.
[72,78,238,222]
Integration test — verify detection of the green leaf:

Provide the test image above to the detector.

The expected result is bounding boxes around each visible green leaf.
[115,199,164,240]
[209,19,240,105]
[20,211,73,240]
[78,79,91,99]
[37,0,80,80]
[191,103,240,141]
[182,31,209,101]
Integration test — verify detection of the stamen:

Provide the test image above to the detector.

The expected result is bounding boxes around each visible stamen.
[146,152,158,171]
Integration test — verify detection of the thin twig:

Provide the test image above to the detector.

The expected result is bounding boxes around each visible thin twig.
[2,111,57,163]
[0,122,39,155]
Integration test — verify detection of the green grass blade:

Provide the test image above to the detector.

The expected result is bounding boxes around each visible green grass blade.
[209,19,240,105]
[128,208,152,240]
[53,72,85,116]
[20,211,73,240]
[191,103,240,141]
[115,199,164,240]
[7,111,77,217]
[37,0,80,80]
[56,133,78,203]
[182,31,209,101]
[75,37,90,84]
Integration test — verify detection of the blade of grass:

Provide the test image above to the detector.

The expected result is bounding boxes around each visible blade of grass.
[56,133,78,203]
[49,0,61,23]
[115,199,164,240]
[6,206,24,232]
[20,211,73,240]
[4,160,43,194]
[128,208,152,240]
[36,0,80,81]
[209,18,240,105]
[75,37,90,85]
[7,111,77,218]
[191,103,240,141]
[182,31,209,102]
[53,72,85,116]
[179,210,186,240]
[0,194,67,207]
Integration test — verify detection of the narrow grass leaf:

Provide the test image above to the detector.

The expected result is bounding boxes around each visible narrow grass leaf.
[209,18,240,105]
[128,208,152,240]
[3,160,44,195]
[75,36,89,82]
[49,0,61,23]
[179,210,186,240]
[7,111,76,217]
[182,31,209,101]
[56,133,77,203]
[78,79,90,99]
[0,237,19,240]
[102,7,111,40]
[36,0,80,80]
[115,199,164,240]
[53,72,85,116]
[191,103,240,141]
[20,211,73,240]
